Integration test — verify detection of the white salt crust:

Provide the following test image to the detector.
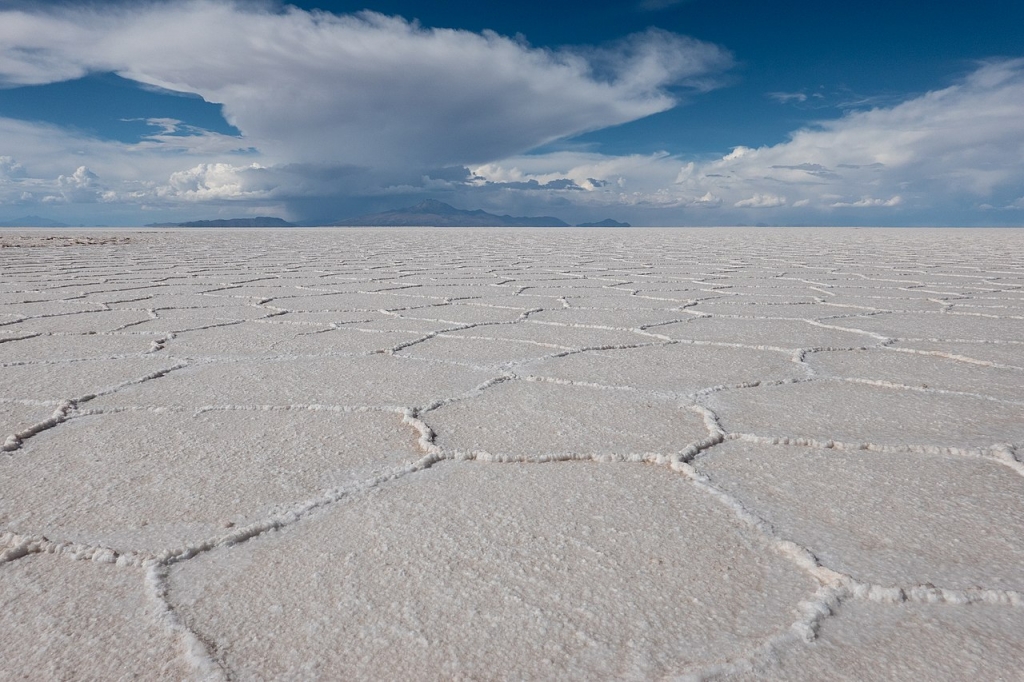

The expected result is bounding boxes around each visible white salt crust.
[1,227,1022,680]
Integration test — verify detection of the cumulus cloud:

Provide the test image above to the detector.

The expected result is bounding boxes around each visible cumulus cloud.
[680,59,1024,207]
[0,3,1021,226]
[462,60,1024,224]
[734,193,786,208]
[0,156,26,179]
[686,191,722,208]
[0,2,731,170]
[160,163,270,201]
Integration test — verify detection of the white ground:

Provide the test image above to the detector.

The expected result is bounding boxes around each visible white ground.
[1,227,1022,680]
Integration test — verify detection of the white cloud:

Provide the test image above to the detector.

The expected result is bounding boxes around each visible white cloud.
[687,191,722,208]
[466,60,1024,224]
[680,59,1024,207]
[160,163,270,201]
[829,195,902,208]
[0,2,731,170]
[734,193,787,208]
[767,92,808,104]
[0,4,1021,226]
[0,156,26,179]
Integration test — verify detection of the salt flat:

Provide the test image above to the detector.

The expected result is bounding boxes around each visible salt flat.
[1,227,1022,680]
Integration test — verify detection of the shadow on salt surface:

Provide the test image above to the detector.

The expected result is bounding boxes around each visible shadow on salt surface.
[706,380,1024,452]
[696,440,1024,591]
[427,379,707,459]
[167,461,816,680]
[2,409,423,553]
[523,343,802,394]
[737,600,1024,681]
[0,552,190,680]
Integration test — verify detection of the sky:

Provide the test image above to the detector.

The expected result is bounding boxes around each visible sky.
[0,0,1022,226]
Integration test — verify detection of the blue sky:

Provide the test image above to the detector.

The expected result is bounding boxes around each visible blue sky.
[0,0,1022,226]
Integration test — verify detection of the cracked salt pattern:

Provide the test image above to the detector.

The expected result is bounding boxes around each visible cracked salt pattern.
[1,227,1022,680]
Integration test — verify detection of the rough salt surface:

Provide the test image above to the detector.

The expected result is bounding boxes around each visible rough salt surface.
[1,227,1023,680]
[697,440,1024,590]
[168,462,815,679]
[5,409,422,552]
[738,601,1024,681]
[0,552,190,680]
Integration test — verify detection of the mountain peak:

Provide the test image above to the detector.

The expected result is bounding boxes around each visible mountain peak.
[0,215,70,228]
[334,201,570,227]
[404,199,461,215]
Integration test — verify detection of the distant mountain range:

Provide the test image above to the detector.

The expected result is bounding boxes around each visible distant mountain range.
[146,217,296,227]
[0,215,70,228]
[576,218,631,227]
[82,203,631,229]
[332,200,569,227]
[332,200,630,227]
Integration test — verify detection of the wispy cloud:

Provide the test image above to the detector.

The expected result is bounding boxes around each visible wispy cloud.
[637,0,691,11]
[766,91,808,104]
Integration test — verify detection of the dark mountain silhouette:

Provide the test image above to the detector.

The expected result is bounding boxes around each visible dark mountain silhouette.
[0,215,69,227]
[576,218,631,227]
[332,200,570,227]
[146,217,296,227]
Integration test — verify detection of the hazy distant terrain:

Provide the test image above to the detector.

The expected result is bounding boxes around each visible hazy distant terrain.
[145,217,296,228]
[331,199,627,227]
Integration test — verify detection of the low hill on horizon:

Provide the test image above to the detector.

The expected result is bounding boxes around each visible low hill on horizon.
[0,215,70,228]
[332,200,571,227]
[146,217,296,228]
[576,218,631,227]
